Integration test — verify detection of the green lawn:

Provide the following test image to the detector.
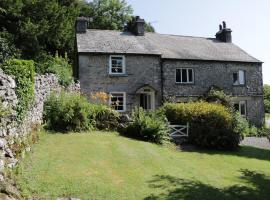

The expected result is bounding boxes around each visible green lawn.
[14,131,270,200]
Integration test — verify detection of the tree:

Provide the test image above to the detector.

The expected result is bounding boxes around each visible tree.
[264,84,270,113]
[79,0,133,30]
[0,0,80,58]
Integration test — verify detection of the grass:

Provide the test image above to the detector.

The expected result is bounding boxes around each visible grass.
[14,131,270,200]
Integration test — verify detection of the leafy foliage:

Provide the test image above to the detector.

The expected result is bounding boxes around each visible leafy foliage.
[264,85,270,113]
[0,0,80,58]
[162,102,240,149]
[44,92,119,132]
[123,107,170,144]
[204,87,232,108]
[79,0,133,30]
[0,31,20,63]
[35,53,73,87]
[1,59,35,120]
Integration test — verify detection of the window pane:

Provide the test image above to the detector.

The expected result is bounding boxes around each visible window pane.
[110,56,124,74]
[176,69,181,82]
[234,103,239,111]
[110,93,124,111]
[182,69,187,82]
[188,69,193,82]
[233,73,238,85]
[240,102,246,115]
[239,70,245,85]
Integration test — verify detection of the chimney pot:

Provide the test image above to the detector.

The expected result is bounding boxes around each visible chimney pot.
[219,24,222,31]
[222,21,226,29]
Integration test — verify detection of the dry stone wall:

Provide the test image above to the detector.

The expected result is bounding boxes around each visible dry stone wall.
[0,69,79,181]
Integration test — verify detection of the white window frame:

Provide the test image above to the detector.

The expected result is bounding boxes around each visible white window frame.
[233,70,245,85]
[175,68,194,84]
[109,55,126,75]
[109,92,126,112]
[234,101,247,116]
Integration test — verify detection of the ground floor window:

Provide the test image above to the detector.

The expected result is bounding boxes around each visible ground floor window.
[109,92,126,112]
[234,101,247,116]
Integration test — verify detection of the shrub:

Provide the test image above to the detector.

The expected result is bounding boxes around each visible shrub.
[233,112,250,137]
[44,92,119,132]
[44,92,94,132]
[204,87,232,108]
[162,102,240,149]
[35,53,73,87]
[264,85,270,113]
[92,104,120,130]
[123,107,170,144]
[0,31,20,64]
[1,59,35,120]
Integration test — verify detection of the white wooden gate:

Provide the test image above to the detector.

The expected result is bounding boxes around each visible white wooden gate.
[169,123,189,139]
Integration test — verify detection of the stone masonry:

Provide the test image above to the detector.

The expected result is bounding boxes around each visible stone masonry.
[0,70,78,181]
[78,54,264,126]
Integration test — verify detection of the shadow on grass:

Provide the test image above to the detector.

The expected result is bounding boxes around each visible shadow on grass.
[145,169,270,200]
[180,145,270,162]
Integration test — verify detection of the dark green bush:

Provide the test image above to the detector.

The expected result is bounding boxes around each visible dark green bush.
[123,107,170,144]
[0,32,20,64]
[35,53,73,87]
[44,92,93,132]
[264,85,270,113]
[44,92,119,132]
[1,59,35,120]
[92,104,120,130]
[162,102,240,149]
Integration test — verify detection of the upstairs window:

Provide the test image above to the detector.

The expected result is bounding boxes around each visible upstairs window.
[176,68,194,84]
[233,70,245,85]
[109,55,125,74]
[234,101,247,116]
[109,92,126,112]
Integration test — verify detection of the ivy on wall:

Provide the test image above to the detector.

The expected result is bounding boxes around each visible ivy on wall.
[1,59,35,120]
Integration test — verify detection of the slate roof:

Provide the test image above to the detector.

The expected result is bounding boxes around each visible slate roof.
[76,29,261,63]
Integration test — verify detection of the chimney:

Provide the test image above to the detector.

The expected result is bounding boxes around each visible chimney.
[215,21,232,43]
[76,17,88,33]
[128,16,145,36]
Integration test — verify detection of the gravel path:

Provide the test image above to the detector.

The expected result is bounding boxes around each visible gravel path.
[241,137,270,150]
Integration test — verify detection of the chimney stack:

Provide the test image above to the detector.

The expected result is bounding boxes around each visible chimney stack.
[215,21,232,43]
[76,17,88,33]
[127,16,145,36]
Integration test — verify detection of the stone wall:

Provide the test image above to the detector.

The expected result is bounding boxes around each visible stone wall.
[0,70,79,181]
[162,60,264,126]
[79,54,162,111]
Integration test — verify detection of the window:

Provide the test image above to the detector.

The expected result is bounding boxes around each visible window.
[233,70,245,85]
[234,101,246,116]
[109,55,125,74]
[109,92,126,112]
[176,68,194,83]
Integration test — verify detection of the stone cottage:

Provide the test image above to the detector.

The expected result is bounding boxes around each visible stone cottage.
[75,17,264,126]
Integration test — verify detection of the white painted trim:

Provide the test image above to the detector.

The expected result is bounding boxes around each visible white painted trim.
[175,68,194,84]
[109,55,126,75]
[109,92,126,112]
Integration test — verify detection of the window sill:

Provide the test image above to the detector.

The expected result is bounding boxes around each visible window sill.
[175,82,194,85]
[233,84,246,87]
[108,74,128,77]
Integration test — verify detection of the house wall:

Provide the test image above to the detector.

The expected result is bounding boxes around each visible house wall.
[78,54,162,112]
[162,60,264,126]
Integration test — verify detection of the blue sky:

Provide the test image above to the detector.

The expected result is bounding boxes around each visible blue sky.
[127,0,270,84]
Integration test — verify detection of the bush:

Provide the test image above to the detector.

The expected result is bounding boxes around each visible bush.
[204,87,232,108]
[1,59,35,120]
[162,102,240,149]
[264,85,270,113]
[92,104,120,130]
[44,92,93,132]
[35,53,73,87]
[123,107,170,144]
[44,92,119,132]
[0,31,20,64]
